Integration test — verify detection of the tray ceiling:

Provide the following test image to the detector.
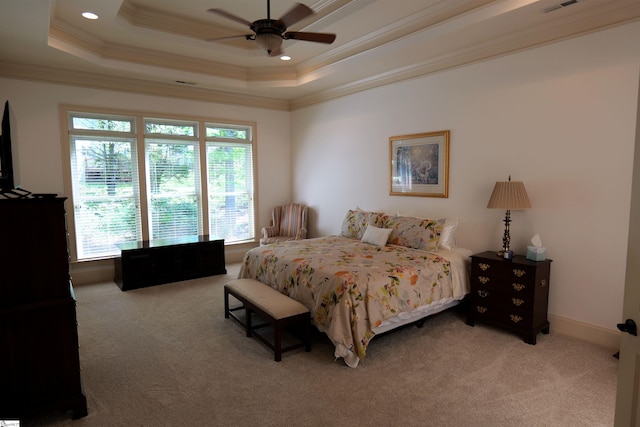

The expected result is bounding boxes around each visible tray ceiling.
[1,0,639,110]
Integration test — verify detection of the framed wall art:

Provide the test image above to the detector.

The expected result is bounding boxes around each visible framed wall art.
[389,130,450,198]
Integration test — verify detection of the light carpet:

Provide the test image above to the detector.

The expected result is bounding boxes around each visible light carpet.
[27,263,618,427]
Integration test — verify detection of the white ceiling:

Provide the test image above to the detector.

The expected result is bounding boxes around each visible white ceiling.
[1,0,639,110]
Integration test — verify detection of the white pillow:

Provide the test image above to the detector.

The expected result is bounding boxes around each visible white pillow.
[361,224,392,247]
[438,218,459,250]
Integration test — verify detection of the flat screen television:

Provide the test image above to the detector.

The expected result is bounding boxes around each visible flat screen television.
[0,100,15,192]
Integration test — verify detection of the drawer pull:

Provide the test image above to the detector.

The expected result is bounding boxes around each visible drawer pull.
[540,279,547,287]
[478,276,490,285]
[510,315,523,323]
[513,269,526,278]
[477,290,489,298]
[512,283,526,291]
[478,263,490,271]
[512,298,525,306]
[476,306,488,314]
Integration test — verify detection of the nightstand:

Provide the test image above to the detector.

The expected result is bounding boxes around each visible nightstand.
[466,251,552,344]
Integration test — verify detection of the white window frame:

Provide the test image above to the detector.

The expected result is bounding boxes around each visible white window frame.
[205,122,255,244]
[62,106,257,262]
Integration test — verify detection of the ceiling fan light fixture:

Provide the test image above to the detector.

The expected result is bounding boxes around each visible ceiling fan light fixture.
[207,2,335,56]
[256,33,282,54]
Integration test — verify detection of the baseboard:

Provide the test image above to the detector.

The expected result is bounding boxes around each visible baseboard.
[70,258,115,285]
[549,314,620,351]
[225,242,257,263]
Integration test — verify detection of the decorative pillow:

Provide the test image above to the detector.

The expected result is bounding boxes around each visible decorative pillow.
[341,209,367,239]
[366,210,392,228]
[361,225,393,247]
[341,209,392,239]
[438,218,459,250]
[387,216,446,251]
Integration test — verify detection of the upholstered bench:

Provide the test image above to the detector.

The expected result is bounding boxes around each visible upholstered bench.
[224,278,311,361]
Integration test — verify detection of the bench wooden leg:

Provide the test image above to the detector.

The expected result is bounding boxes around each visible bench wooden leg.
[274,319,283,362]
[246,308,253,337]
[224,287,230,319]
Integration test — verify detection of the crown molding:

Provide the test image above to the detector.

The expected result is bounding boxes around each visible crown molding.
[48,22,255,82]
[0,62,291,111]
[290,13,640,110]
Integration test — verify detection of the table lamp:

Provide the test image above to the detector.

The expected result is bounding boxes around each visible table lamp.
[487,176,531,259]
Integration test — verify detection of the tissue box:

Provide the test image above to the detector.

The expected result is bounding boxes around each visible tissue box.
[526,246,546,261]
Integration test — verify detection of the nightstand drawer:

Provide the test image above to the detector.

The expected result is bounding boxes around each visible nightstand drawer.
[470,274,534,297]
[472,258,535,281]
[470,289,531,312]
[470,304,533,329]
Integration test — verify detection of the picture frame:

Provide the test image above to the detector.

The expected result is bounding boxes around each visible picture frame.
[389,130,450,198]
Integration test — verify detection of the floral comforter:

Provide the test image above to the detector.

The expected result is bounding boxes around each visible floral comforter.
[239,235,469,367]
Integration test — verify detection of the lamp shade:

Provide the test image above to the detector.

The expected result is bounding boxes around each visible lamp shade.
[486,180,531,210]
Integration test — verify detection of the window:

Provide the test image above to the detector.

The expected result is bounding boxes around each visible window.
[145,119,201,239]
[206,124,254,242]
[68,114,141,259]
[65,109,255,261]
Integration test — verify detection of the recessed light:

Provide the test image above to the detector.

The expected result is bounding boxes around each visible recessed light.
[280,55,291,61]
[82,12,99,20]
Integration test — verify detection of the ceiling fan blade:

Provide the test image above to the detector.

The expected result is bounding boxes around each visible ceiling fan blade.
[207,8,253,27]
[206,34,254,42]
[284,32,336,44]
[278,3,313,28]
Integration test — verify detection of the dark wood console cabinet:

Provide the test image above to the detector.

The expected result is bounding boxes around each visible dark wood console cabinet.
[0,197,87,420]
[114,235,226,291]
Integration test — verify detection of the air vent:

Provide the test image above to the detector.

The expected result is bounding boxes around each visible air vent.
[544,0,581,13]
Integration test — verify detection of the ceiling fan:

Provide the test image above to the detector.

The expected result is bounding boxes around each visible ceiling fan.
[207,1,336,57]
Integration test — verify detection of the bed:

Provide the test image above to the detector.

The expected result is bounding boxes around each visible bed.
[238,209,471,367]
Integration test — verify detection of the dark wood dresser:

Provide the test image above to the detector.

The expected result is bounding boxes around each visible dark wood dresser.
[466,251,552,344]
[0,196,87,420]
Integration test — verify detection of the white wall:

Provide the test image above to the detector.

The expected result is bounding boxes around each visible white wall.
[291,22,640,332]
[0,78,291,261]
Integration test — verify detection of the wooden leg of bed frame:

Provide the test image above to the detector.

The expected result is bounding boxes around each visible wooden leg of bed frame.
[305,316,311,352]
[415,317,427,328]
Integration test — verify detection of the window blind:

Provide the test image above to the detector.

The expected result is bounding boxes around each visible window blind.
[69,136,141,258]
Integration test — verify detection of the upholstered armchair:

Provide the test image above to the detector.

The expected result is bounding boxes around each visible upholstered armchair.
[260,203,308,245]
